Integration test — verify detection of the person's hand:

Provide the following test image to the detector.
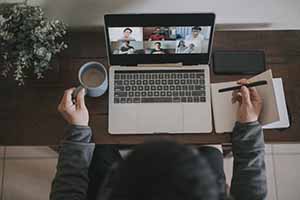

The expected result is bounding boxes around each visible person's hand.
[57,88,89,126]
[231,79,263,123]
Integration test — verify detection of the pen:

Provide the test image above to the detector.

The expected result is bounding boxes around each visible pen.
[218,80,268,93]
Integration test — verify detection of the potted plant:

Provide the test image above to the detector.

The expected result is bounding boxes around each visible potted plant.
[0,3,67,85]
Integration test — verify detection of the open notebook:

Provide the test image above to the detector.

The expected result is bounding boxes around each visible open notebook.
[211,70,290,133]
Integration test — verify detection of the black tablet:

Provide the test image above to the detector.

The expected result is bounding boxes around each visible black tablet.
[104,13,215,66]
[213,50,266,75]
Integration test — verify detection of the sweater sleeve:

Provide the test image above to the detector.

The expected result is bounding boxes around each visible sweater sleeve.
[230,121,267,200]
[50,125,95,200]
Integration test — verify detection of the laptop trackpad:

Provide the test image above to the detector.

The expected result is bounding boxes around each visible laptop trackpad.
[136,104,183,133]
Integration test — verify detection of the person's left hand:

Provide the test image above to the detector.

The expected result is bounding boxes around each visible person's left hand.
[57,88,89,126]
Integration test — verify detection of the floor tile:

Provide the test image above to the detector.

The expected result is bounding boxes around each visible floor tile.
[265,144,273,154]
[6,146,58,158]
[223,155,277,200]
[274,154,300,200]
[265,155,277,200]
[272,144,300,154]
[3,158,57,200]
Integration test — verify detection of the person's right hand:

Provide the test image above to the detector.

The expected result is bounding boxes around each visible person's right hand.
[57,88,89,126]
[231,79,263,123]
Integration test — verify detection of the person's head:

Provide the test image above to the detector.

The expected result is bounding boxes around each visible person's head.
[154,42,161,50]
[178,40,185,47]
[192,26,202,38]
[123,28,133,38]
[154,27,161,34]
[108,140,219,200]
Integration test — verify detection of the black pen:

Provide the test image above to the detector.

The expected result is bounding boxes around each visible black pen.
[218,80,268,93]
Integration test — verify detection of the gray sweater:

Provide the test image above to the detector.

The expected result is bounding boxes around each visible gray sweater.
[50,121,267,200]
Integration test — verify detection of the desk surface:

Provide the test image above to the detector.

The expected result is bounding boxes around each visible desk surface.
[1,30,300,145]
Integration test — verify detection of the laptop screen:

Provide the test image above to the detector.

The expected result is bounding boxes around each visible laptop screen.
[104,13,215,66]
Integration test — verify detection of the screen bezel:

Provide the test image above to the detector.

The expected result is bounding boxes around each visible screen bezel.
[104,13,215,66]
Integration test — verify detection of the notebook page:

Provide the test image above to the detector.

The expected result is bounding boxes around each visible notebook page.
[211,81,238,133]
[263,78,290,129]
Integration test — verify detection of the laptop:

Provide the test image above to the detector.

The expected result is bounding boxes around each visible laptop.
[104,13,216,134]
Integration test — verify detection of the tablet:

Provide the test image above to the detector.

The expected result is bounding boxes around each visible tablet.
[213,50,266,74]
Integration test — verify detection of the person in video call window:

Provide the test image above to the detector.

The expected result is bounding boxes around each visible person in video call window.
[50,78,267,200]
[150,42,166,54]
[119,41,135,54]
[184,26,204,53]
[118,27,136,42]
[185,43,196,53]
[175,40,188,53]
[148,27,166,41]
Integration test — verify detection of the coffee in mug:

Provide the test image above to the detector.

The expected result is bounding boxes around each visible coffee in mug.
[81,68,105,88]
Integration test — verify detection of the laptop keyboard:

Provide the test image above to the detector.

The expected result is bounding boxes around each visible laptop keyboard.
[113,69,206,104]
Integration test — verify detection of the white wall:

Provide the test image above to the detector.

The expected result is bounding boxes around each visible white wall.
[3,0,300,30]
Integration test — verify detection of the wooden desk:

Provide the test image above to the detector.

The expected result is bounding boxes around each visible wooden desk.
[1,30,300,145]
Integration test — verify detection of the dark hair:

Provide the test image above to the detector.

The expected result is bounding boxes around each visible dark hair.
[192,26,202,31]
[177,40,185,47]
[123,28,133,33]
[154,42,161,46]
[108,140,218,200]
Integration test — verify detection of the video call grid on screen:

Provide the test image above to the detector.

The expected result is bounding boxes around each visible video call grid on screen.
[108,26,212,55]
[104,13,215,65]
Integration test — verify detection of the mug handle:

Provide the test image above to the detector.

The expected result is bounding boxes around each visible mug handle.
[71,86,86,104]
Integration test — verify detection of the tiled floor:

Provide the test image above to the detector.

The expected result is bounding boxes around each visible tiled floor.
[1,147,57,200]
[0,144,300,200]
[272,144,300,200]
[274,154,300,199]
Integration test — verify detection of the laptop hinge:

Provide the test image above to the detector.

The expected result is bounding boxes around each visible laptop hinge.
[137,62,183,67]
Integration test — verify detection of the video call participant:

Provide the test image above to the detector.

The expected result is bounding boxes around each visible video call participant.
[175,40,188,53]
[118,28,136,42]
[148,27,166,41]
[185,26,204,53]
[119,41,135,54]
[150,42,166,54]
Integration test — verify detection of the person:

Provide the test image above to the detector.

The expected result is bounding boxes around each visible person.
[184,26,204,53]
[118,27,136,42]
[148,27,166,41]
[119,41,134,54]
[50,79,267,200]
[175,40,188,53]
[150,42,166,54]
[184,43,196,53]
